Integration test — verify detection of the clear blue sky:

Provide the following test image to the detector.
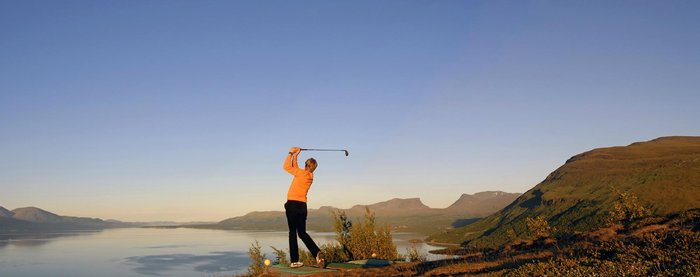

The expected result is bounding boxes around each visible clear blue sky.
[1,1,699,221]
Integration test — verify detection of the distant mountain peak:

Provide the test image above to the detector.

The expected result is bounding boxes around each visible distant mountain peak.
[473,191,509,197]
[384,197,426,206]
[12,207,64,223]
[351,197,430,211]
[455,191,509,200]
[0,206,131,233]
[0,206,14,218]
[447,191,521,212]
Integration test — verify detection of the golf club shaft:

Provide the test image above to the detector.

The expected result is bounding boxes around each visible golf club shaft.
[300,148,349,156]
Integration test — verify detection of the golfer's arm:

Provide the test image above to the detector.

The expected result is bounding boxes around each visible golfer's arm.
[283,152,299,174]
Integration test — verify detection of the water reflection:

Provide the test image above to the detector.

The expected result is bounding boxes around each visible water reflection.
[124,251,248,276]
[144,244,198,249]
[0,231,102,248]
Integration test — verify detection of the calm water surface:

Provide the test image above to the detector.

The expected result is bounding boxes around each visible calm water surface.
[0,228,444,277]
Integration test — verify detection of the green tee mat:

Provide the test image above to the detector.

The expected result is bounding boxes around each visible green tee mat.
[346,259,392,267]
[270,264,337,275]
[325,262,363,269]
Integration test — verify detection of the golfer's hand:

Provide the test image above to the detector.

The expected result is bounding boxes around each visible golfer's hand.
[290,147,301,154]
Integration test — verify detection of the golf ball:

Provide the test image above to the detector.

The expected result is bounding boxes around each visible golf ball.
[264,259,271,266]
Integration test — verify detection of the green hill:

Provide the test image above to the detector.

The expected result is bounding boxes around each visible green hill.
[428,136,700,248]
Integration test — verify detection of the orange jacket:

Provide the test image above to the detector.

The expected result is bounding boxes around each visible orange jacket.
[284,151,314,203]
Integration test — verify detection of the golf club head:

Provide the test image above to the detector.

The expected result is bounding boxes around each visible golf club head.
[344,150,349,156]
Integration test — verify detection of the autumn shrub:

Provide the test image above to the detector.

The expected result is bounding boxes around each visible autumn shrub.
[525,216,554,239]
[298,249,315,265]
[247,240,266,276]
[270,246,288,265]
[318,242,349,263]
[607,188,651,229]
[332,209,353,259]
[332,208,399,261]
[405,245,427,262]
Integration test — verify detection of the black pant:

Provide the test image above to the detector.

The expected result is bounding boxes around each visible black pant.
[285,200,320,263]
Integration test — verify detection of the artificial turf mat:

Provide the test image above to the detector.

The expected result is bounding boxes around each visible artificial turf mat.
[270,264,337,275]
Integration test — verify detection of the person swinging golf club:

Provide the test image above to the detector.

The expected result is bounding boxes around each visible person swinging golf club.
[284,147,325,268]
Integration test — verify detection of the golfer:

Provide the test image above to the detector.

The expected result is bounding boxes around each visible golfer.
[284,147,324,268]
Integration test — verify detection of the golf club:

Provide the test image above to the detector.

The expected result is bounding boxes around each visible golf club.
[300,148,349,156]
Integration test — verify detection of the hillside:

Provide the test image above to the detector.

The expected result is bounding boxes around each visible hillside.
[428,136,700,248]
[0,206,128,232]
[200,191,521,234]
[12,207,65,223]
[0,206,14,218]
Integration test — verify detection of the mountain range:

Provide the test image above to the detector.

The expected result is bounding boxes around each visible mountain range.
[1,192,520,234]
[192,191,521,234]
[0,206,130,232]
[428,136,700,247]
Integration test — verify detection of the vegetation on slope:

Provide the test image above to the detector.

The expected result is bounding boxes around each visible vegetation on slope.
[429,136,700,248]
[405,208,700,276]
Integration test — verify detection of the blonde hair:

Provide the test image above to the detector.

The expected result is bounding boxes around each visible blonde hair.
[305,158,318,173]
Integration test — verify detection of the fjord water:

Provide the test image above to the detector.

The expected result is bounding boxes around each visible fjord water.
[0,228,442,276]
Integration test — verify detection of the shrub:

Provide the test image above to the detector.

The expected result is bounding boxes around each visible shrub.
[298,249,315,266]
[247,240,266,276]
[332,208,399,261]
[505,228,518,242]
[526,216,554,239]
[607,188,651,229]
[332,209,354,259]
[270,246,288,265]
[319,242,349,263]
[405,245,427,262]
